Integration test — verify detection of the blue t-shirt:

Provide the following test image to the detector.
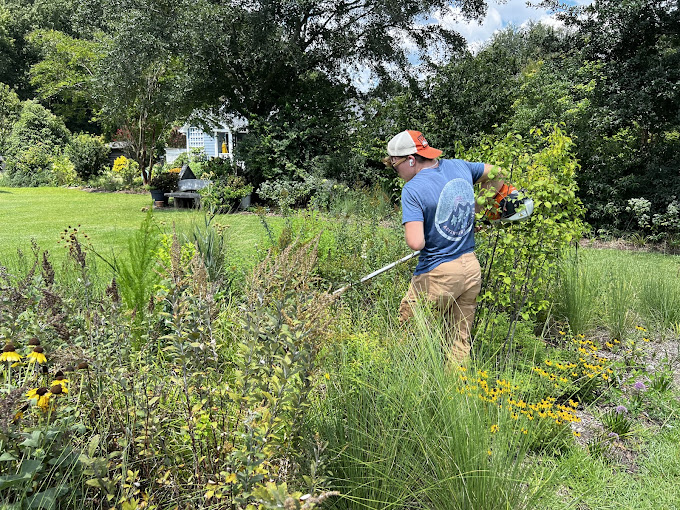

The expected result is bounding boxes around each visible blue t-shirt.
[401,159,485,275]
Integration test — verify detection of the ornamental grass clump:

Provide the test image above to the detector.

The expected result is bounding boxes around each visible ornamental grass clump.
[553,254,599,335]
[314,304,555,509]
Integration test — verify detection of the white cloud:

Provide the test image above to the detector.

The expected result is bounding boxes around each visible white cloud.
[434,0,592,51]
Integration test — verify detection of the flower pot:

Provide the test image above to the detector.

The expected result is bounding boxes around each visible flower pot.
[150,189,168,205]
[239,193,252,210]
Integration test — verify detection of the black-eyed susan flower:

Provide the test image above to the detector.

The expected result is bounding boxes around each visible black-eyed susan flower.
[28,337,40,346]
[50,383,67,395]
[27,346,47,364]
[51,371,69,392]
[490,424,499,433]
[27,387,52,412]
[1,343,22,363]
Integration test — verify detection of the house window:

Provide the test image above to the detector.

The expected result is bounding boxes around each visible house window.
[188,127,204,148]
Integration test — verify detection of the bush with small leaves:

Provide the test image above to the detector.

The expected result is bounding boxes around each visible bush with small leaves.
[65,133,110,181]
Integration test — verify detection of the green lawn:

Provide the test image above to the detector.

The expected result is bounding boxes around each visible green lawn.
[0,187,271,265]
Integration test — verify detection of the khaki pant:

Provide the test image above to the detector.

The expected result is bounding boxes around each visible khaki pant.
[399,252,482,361]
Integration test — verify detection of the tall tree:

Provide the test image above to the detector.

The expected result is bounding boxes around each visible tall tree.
[545,0,680,231]
[182,0,488,119]
[422,24,574,153]
[29,0,194,183]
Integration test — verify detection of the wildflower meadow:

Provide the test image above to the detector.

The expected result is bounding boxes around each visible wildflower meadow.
[2,128,680,509]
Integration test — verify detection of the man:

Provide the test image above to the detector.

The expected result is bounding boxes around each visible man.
[384,129,506,361]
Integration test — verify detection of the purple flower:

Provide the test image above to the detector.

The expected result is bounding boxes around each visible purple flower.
[615,405,628,414]
[633,381,647,391]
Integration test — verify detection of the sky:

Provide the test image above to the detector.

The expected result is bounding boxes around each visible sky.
[350,0,594,90]
[439,0,594,51]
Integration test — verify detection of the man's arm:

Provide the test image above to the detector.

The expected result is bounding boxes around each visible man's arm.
[404,221,425,251]
[477,163,504,191]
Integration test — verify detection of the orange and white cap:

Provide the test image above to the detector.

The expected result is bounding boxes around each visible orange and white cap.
[387,130,442,159]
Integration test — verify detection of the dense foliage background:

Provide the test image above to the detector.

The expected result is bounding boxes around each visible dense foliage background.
[0,0,678,237]
[2,2,680,507]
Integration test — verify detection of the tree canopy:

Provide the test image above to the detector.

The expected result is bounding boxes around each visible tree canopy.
[181,0,488,118]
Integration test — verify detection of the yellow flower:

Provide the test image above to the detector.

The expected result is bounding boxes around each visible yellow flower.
[573,431,581,437]
[490,424,499,433]
[643,337,650,342]
[324,373,330,380]
[1,343,22,363]
[27,347,47,364]
[1,351,22,362]
[27,387,52,412]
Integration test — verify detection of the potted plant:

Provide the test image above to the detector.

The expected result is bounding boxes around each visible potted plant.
[199,174,253,213]
[147,172,178,205]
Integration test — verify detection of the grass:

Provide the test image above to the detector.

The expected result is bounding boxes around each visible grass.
[0,186,271,265]
[315,307,553,509]
[554,247,680,336]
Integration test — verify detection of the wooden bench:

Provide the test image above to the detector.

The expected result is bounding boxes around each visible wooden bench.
[165,179,211,209]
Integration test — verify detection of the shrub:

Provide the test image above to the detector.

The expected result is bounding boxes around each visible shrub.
[111,155,140,188]
[5,144,56,186]
[51,154,79,186]
[65,133,110,181]
[0,82,21,153]
[5,100,70,158]
[3,100,70,186]
[147,171,178,191]
[463,125,586,340]
[200,174,253,214]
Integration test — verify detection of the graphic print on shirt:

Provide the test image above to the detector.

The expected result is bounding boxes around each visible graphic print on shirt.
[434,178,475,241]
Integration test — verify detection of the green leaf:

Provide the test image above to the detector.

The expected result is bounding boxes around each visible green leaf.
[26,486,68,509]
[0,472,32,490]
[21,431,42,448]
[0,452,18,461]
[88,434,100,458]
[18,459,42,476]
